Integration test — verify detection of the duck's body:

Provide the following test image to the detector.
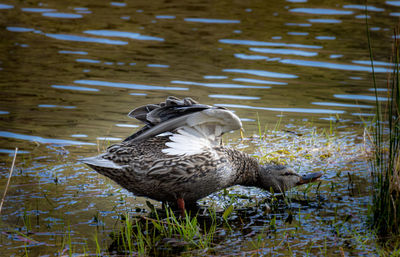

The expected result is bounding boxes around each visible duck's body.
[82,96,321,208]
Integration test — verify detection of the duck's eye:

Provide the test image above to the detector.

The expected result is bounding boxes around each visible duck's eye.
[283,172,294,176]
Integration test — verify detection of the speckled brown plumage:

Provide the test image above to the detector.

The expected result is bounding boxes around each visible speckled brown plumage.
[81,96,322,206]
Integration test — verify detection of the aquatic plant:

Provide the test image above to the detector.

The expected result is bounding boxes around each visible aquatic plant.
[366,23,400,236]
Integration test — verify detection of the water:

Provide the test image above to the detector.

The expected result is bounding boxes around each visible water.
[0,0,397,255]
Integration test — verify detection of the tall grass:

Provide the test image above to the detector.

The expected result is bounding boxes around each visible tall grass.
[367,23,400,236]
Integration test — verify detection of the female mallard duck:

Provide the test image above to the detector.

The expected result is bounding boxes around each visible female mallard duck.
[82,96,321,212]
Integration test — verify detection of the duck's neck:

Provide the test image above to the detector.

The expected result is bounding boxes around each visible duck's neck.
[222,147,261,187]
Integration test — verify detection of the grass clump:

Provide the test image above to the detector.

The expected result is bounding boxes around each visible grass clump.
[367,25,400,236]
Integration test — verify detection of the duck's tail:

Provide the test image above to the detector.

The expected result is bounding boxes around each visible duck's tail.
[79,155,123,175]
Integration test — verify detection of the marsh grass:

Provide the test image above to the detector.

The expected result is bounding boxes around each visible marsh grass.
[366,22,400,237]
[109,207,218,255]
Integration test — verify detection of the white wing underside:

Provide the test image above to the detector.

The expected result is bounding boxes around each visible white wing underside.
[161,108,242,156]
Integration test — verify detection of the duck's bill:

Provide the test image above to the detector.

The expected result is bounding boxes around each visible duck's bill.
[296,172,322,186]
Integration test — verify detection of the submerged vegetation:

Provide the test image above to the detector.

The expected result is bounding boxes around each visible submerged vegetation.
[367,26,400,237]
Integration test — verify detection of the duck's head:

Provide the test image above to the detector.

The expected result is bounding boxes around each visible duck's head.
[258,164,322,193]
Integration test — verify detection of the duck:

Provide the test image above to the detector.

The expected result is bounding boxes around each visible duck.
[81,96,322,213]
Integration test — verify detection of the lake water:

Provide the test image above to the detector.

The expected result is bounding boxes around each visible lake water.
[0,0,398,255]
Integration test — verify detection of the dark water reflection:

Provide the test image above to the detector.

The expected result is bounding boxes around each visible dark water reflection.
[0,0,398,255]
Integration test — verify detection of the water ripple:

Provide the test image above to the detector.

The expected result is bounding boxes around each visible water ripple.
[386,1,400,7]
[59,50,88,55]
[84,30,164,41]
[51,85,99,92]
[223,69,298,79]
[290,8,353,15]
[45,33,128,45]
[215,103,345,114]
[208,94,260,100]
[156,15,175,19]
[342,5,384,12]
[0,131,95,145]
[312,102,373,108]
[0,3,13,9]
[184,18,240,23]
[75,79,188,91]
[7,27,34,32]
[279,59,390,72]
[334,94,388,101]
[171,80,271,89]
[308,19,342,23]
[232,78,287,85]
[42,12,83,19]
[21,8,56,12]
[250,47,318,57]
[220,39,322,49]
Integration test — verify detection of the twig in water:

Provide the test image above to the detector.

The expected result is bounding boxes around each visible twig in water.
[0,147,18,214]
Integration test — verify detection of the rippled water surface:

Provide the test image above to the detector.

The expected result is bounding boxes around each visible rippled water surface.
[0,0,398,255]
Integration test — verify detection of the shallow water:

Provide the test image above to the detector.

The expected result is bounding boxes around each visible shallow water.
[0,0,398,255]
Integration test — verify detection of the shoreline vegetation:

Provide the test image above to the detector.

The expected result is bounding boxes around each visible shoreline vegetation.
[367,23,400,240]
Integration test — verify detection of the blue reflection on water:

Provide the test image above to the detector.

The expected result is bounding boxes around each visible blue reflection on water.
[334,94,388,101]
[342,5,384,12]
[234,54,271,60]
[21,7,56,12]
[76,59,101,64]
[75,79,188,91]
[290,8,353,15]
[45,33,128,45]
[232,78,287,85]
[312,102,373,108]
[215,103,345,114]
[285,23,311,27]
[287,32,309,36]
[0,131,95,145]
[84,30,164,41]
[51,85,99,92]
[355,14,370,19]
[0,149,30,155]
[42,12,83,19]
[209,94,260,100]
[171,80,271,89]
[70,134,88,138]
[38,105,76,109]
[147,64,169,68]
[308,19,342,23]
[156,15,175,19]
[184,18,240,23]
[330,54,343,59]
[250,47,317,57]
[279,59,390,72]
[84,60,105,65]
[0,4,13,9]
[220,39,322,49]
[352,60,394,67]
[386,1,400,7]
[223,69,298,79]
[59,50,88,55]
[110,2,127,7]
[7,27,34,32]
[203,75,228,79]
[315,36,336,40]
[369,88,389,92]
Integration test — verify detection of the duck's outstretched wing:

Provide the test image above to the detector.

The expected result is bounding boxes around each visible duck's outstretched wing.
[124,96,242,144]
